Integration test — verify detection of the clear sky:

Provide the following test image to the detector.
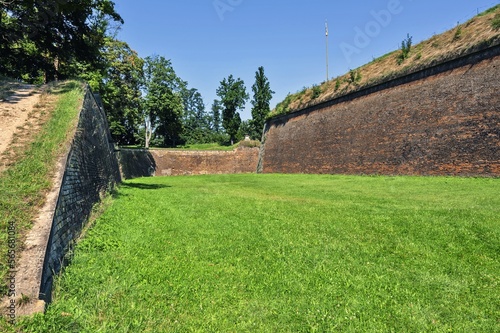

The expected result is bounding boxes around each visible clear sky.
[115,0,499,120]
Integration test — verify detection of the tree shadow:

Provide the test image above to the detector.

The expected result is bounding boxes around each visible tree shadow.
[118,149,157,179]
[120,182,171,190]
[47,81,81,95]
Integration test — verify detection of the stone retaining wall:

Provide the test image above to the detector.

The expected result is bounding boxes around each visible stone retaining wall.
[39,87,121,302]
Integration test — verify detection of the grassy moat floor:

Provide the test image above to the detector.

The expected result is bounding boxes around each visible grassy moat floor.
[8,174,500,332]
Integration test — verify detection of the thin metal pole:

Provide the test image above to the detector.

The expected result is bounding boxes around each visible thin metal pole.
[325,20,329,82]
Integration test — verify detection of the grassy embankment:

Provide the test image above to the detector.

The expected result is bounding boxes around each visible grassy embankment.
[272,5,500,117]
[0,81,84,304]
[15,174,500,332]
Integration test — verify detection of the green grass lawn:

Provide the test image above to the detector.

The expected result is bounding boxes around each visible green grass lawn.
[17,174,500,332]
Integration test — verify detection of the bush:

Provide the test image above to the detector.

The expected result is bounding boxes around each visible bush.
[334,78,341,91]
[347,69,362,85]
[311,85,322,99]
[453,26,462,41]
[397,34,413,65]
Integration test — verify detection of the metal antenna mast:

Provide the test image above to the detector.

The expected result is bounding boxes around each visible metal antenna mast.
[325,20,329,82]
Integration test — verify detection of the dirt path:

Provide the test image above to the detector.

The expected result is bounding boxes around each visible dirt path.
[0,85,41,171]
[1,83,66,315]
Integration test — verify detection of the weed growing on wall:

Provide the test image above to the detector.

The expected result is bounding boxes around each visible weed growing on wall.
[397,33,413,65]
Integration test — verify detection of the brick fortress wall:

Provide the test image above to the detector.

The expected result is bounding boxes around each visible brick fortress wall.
[259,45,500,176]
[119,147,260,179]
[39,86,121,302]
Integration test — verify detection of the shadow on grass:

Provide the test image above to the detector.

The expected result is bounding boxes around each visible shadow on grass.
[120,182,171,190]
[48,81,81,95]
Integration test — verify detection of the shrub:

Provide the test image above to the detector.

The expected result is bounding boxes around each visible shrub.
[347,69,362,85]
[311,85,322,99]
[397,34,413,65]
[453,26,462,41]
[334,78,341,91]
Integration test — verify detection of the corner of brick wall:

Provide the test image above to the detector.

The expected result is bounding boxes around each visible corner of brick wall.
[39,86,121,303]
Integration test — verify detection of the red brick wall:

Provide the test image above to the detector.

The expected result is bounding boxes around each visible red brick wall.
[151,148,259,176]
[119,147,259,178]
[260,48,500,177]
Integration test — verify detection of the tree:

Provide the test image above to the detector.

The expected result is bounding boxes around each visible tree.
[211,99,222,133]
[143,55,186,147]
[216,75,249,145]
[99,38,144,145]
[237,120,252,141]
[182,88,212,144]
[0,0,123,82]
[250,66,274,140]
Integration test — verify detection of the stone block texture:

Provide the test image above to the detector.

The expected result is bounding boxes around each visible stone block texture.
[260,46,500,176]
[39,87,121,302]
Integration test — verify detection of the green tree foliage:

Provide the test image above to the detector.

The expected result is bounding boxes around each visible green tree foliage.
[182,88,213,144]
[216,75,249,145]
[143,55,186,147]
[237,120,252,140]
[0,0,122,82]
[99,39,144,145]
[250,66,274,140]
[211,99,222,134]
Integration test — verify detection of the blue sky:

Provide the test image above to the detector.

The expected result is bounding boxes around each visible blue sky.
[115,0,499,120]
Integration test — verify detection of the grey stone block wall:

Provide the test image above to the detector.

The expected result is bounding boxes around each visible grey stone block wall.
[39,86,121,302]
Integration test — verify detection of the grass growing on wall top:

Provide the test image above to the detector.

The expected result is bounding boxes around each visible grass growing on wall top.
[17,174,500,332]
[0,81,84,302]
[271,5,500,117]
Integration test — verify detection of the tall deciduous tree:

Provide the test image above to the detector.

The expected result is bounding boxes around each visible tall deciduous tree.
[250,66,274,140]
[99,38,144,145]
[0,0,123,82]
[211,99,222,133]
[143,55,186,147]
[216,75,249,145]
[182,88,212,144]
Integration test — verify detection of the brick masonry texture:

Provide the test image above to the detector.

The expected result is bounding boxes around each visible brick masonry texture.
[39,87,121,302]
[119,147,260,179]
[260,45,500,176]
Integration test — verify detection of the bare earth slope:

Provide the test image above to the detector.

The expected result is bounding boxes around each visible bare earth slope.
[0,85,41,171]
[0,81,82,317]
